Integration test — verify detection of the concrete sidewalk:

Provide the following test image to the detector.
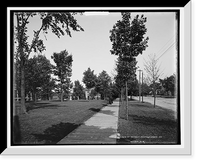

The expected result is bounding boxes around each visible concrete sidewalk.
[57,99,119,144]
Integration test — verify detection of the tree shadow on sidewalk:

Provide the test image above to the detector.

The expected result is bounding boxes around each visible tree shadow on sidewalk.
[32,122,81,144]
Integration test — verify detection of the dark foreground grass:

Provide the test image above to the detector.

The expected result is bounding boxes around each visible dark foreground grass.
[15,100,107,144]
[117,100,179,145]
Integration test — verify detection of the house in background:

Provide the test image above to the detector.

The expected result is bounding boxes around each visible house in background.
[84,88,90,100]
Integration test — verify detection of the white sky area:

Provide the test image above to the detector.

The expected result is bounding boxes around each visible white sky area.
[17,11,177,86]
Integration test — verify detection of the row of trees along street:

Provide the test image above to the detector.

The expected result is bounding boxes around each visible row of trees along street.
[13,11,177,146]
[14,52,176,106]
[14,12,176,116]
[14,50,118,112]
[109,12,176,117]
[15,47,118,114]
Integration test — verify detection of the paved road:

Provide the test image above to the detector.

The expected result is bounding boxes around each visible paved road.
[133,96,177,112]
[57,99,119,144]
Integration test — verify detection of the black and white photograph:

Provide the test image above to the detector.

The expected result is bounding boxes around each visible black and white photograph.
[9,9,183,148]
[11,10,180,146]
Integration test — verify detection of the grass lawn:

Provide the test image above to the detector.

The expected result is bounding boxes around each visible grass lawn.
[15,100,108,144]
[117,99,179,145]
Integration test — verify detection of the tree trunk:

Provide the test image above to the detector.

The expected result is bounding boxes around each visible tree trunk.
[125,81,128,120]
[61,84,63,102]
[120,88,123,101]
[153,82,156,108]
[48,93,51,101]
[47,93,50,101]
[32,89,37,102]
[20,63,27,114]
[104,91,106,100]
[13,66,21,143]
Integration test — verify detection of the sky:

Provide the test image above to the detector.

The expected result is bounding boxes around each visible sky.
[20,11,177,86]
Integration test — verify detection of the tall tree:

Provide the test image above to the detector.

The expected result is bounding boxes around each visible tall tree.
[51,50,73,102]
[25,54,53,102]
[110,12,149,119]
[82,67,97,90]
[95,70,111,100]
[144,54,162,107]
[110,13,149,60]
[73,80,85,100]
[14,12,84,114]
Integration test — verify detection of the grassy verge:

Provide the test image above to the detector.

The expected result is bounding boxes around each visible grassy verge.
[117,99,179,145]
[15,100,108,144]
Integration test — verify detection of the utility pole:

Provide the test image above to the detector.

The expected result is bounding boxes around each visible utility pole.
[138,70,142,102]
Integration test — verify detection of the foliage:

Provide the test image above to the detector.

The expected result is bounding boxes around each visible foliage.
[14,12,84,113]
[141,83,151,96]
[95,70,112,100]
[14,54,54,101]
[82,67,97,89]
[51,50,73,101]
[73,80,85,99]
[110,13,149,60]
[40,78,56,100]
[110,82,120,100]
[110,12,149,103]
[40,12,84,38]
[115,57,137,86]
[159,74,176,96]
[15,12,84,60]
[127,76,139,96]
[90,89,98,99]
[25,55,53,97]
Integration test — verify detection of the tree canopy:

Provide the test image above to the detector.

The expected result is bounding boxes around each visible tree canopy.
[110,13,149,61]
[25,54,53,101]
[110,12,149,118]
[159,74,176,96]
[73,80,85,100]
[51,50,73,101]
[82,67,97,90]
[110,12,149,88]
[95,70,112,100]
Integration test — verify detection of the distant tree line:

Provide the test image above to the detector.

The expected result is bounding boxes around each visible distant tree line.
[80,67,119,102]
[141,74,176,98]
[14,52,176,107]
[15,57,121,103]
[159,74,176,97]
